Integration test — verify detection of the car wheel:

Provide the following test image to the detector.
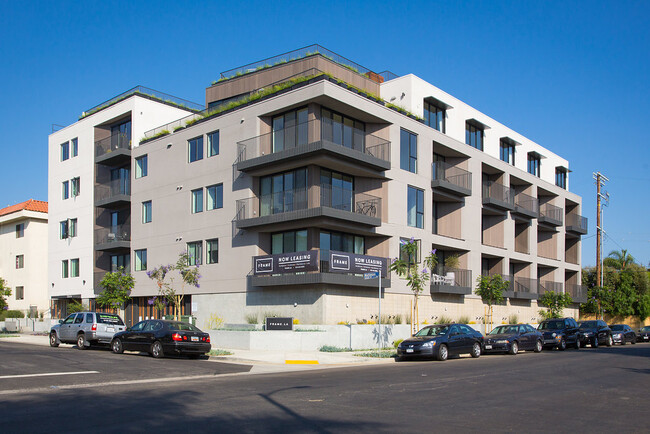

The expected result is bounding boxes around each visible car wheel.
[534,340,543,353]
[592,337,599,348]
[151,341,164,359]
[631,337,636,345]
[77,334,87,350]
[49,332,59,348]
[509,341,518,355]
[621,338,626,346]
[436,344,448,361]
[471,342,481,358]
[558,338,566,351]
[574,338,580,350]
[606,335,613,347]
[111,338,124,354]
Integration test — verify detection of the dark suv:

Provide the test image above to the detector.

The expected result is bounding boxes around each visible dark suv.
[538,317,581,350]
[578,320,613,348]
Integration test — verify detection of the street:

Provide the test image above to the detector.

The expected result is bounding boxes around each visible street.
[0,341,648,433]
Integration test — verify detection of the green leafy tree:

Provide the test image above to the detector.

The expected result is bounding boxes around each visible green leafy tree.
[148,251,201,321]
[68,300,87,314]
[636,293,650,321]
[96,267,134,310]
[603,249,635,270]
[539,291,573,319]
[0,277,11,312]
[475,274,508,331]
[389,239,437,333]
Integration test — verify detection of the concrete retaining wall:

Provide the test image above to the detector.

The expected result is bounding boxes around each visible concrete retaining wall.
[1,319,58,333]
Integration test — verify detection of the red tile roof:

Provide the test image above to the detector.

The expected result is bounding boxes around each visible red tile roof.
[0,199,48,217]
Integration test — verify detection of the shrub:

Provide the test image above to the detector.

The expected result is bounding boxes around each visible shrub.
[319,345,351,352]
[208,349,233,356]
[6,310,24,319]
[393,338,404,348]
[458,315,470,324]
[337,321,350,325]
[438,315,452,324]
[206,313,225,330]
[508,314,519,324]
[380,314,393,325]
[394,314,403,324]
[245,313,258,324]
[68,301,86,313]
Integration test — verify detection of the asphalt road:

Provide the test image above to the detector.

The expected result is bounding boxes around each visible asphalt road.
[1,341,648,433]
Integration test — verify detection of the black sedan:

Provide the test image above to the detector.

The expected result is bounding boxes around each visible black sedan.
[397,323,484,361]
[577,320,613,348]
[610,324,636,345]
[111,319,211,358]
[483,324,543,355]
[637,326,650,343]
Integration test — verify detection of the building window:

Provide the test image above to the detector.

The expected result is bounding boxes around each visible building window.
[61,142,69,161]
[208,130,220,157]
[135,155,148,178]
[424,100,445,133]
[62,181,69,200]
[70,258,79,277]
[70,218,77,237]
[142,201,152,223]
[191,189,203,213]
[207,239,219,264]
[319,230,364,254]
[71,138,78,157]
[16,255,24,269]
[62,260,69,278]
[260,168,307,216]
[15,286,24,300]
[321,108,364,150]
[399,238,421,264]
[111,120,132,145]
[400,129,417,173]
[527,153,541,177]
[407,186,424,229]
[320,169,353,211]
[500,140,515,165]
[16,223,24,238]
[466,122,484,150]
[188,136,203,162]
[135,249,147,271]
[273,108,309,152]
[206,184,223,210]
[71,177,80,197]
[555,167,567,189]
[187,241,202,265]
[60,220,69,239]
[271,230,308,254]
[111,254,130,272]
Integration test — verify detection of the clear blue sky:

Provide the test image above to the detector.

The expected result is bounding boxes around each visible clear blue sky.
[0,1,648,267]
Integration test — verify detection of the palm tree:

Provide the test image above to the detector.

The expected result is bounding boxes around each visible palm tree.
[603,249,635,270]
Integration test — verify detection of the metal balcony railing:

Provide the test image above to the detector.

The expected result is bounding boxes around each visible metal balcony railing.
[432,161,472,191]
[540,203,564,225]
[539,281,563,295]
[483,181,514,206]
[513,277,538,295]
[514,191,539,215]
[95,224,131,246]
[432,267,472,287]
[95,133,131,158]
[95,179,131,202]
[566,284,588,303]
[566,213,588,231]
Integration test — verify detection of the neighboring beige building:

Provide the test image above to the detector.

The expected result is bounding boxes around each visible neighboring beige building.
[49,46,587,326]
[0,199,49,317]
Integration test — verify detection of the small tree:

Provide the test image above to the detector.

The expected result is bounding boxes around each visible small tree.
[0,277,11,312]
[539,291,573,320]
[96,267,134,310]
[147,251,201,321]
[475,275,508,332]
[390,239,437,334]
[68,300,87,314]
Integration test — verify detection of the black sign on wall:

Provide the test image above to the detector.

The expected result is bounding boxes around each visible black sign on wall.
[328,251,388,278]
[253,250,319,275]
[266,317,293,331]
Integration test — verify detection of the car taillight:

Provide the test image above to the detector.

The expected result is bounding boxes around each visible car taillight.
[172,333,183,341]
[91,324,97,331]
[205,336,210,343]
[183,335,187,341]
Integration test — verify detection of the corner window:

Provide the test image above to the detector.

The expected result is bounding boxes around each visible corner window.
[407,186,424,229]
[207,239,219,264]
[273,108,309,152]
[188,136,203,163]
[271,230,308,254]
[62,260,69,278]
[527,153,541,177]
[500,140,515,165]
[70,258,79,277]
[16,255,24,269]
[208,130,220,157]
[466,122,484,150]
[71,138,78,157]
[187,241,202,266]
[62,181,69,200]
[555,167,567,189]
[71,177,80,197]
[321,108,364,150]
[142,201,152,223]
[260,168,307,216]
[319,230,364,255]
[15,286,24,300]
[400,129,417,173]
[424,100,445,133]
[191,189,203,213]
[135,249,147,271]
[135,155,148,178]
[61,142,69,161]
[206,184,223,210]
[16,223,24,238]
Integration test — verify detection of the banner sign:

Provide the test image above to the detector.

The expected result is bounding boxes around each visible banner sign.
[266,317,293,331]
[328,251,388,278]
[253,250,318,275]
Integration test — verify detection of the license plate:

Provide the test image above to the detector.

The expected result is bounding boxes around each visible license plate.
[644,336,648,340]
[485,345,492,350]
[191,336,199,342]
[106,327,114,332]
[406,349,414,353]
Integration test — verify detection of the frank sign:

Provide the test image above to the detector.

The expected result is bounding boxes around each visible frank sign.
[253,250,318,275]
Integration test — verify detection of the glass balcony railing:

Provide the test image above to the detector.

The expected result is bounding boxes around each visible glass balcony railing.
[95,224,131,246]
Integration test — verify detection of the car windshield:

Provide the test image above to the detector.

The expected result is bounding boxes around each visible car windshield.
[97,314,125,326]
[489,325,518,335]
[610,325,624,331]
[167,322,201,332]
[415,325,449,337]
[579,321,597,329]
[641,326,650,332]
[539,320,564,330]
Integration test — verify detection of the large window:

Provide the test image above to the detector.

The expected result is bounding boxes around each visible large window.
[70,218,77,237]
[400,129,417,173]
[62,181,69,200]
[191,189,203,213]
[61,260,69,278]
[71,138,78,157]
[111,254,130,272]
[188,136,203,163]
[16,223,24,238]
[16,255,24,269]
[110,167,130,195]
[466,122,484,150]
[271,230,308,254]
[135,155,148,178]
[321,108,365,150]
[424,100,445,133]
[320,169,353,211]
[273,108,308,152]
[207,239,219,264]
[142,201,152,223]
[555,167,567,189]
[71,177,80,197]
[407,186,424,229]
[135,249,147,271]
[15,286,24,300]
[260,168,307,216]
[527,153,541,177]
[60,220,69,239]
[61,141,69,161]
[208,130,220,157]
[500,140,515,165]
[319,230,364,254]
[111,120,132,146]
[70,258,79,277]
[187,241,202,265]
[206,184,223,210]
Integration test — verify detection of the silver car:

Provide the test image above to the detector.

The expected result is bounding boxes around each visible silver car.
[50,312,126,349]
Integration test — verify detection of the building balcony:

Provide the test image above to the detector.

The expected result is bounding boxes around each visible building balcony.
[431,162,472,198]
[501,276,538,300]
[566,284,588,304]
[513,192,539,219]
[566,213,588,235]
[482,181,514,211]
[235,185,381,231]
[95,224,130,251]
[539,280,563,297]
[539,203,563,226]
[95,180,131,208]
[95,133,131,165]
[236,120,391,177]
[430,267,472,295]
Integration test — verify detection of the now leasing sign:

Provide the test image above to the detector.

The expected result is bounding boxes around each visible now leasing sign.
[328,250,388,278]
[253,250,318,275]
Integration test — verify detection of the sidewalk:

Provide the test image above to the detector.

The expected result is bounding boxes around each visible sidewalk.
[0,333,397,369]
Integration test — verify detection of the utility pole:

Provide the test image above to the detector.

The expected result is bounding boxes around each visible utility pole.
[592,172,609,287]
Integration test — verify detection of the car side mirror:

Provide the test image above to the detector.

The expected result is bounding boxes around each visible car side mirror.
[59,320,63,324]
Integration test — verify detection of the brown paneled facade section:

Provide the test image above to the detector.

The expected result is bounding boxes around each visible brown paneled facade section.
[124,296,192,327]
[482,214,505,248]
[537,228,558,260]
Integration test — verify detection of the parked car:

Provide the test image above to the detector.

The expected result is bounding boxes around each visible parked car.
[110,319,211,358]
[50,312,126,349]
[577,320,613,348]
[538,317,581,350]
[397,323,484,361]
[636,326,650,343]
[610,324,636,345]
[483,324,543,355]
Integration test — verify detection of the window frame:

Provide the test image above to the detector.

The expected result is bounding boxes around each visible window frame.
[71,138,78,157]
[15,286,24,300]
[16,254,24,269]
[424,100,446,133]
[16,223,24,238]
[135,155,148,178]
[61,259,69,278]
[499,139,515,165]
[188,136,204,163]
[69,218,77,238]
[187,241,203,266]
[62,180,69,200]
[206,238,219,264]
[206,184,223,210]
[400,129,418,173]
[555,167,567,189]
[207,130,220,157]
[527,152,541,177]
[191,188,204,214]
[71,177,80,197]
[407,186,425,229]
[70,258,80,277]
[142,200,152,224]
[135,249,147,271]
[465,122,484,150]
[61,141,70,161]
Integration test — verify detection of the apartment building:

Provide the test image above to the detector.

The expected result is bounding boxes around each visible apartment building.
[0,199,48,317]
[49,46,587,326]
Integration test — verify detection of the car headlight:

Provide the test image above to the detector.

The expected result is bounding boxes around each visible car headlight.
[583,332,592,337]
[422,341,436,348]
[495,340,509,344]
[551,333,557,338]
[614,333,622,338]
[555,335,562,341]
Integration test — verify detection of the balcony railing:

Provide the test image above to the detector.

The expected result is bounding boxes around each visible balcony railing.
[482,181,514,209]
[431,267,472,293]
[539,281,563,296]
[539,203,563,226]
[566,284,588,303]
[431,162,472,196]
[96,133,132,158]
[513,277,538,298]
[566,213,588,234]
[95,179,131,202]
[95,224,131,246]
[514,191,539,217]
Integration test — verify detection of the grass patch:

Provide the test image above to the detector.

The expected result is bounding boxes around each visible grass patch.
[354,350,396,358]
[0,333,20,338]
[208,349,233,356]
[319,345,351,352]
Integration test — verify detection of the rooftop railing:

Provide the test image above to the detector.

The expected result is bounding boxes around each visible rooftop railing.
[432,161,472,191]
[95,133,131,158]
[483,181,514,206]
[514,191,539,215]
